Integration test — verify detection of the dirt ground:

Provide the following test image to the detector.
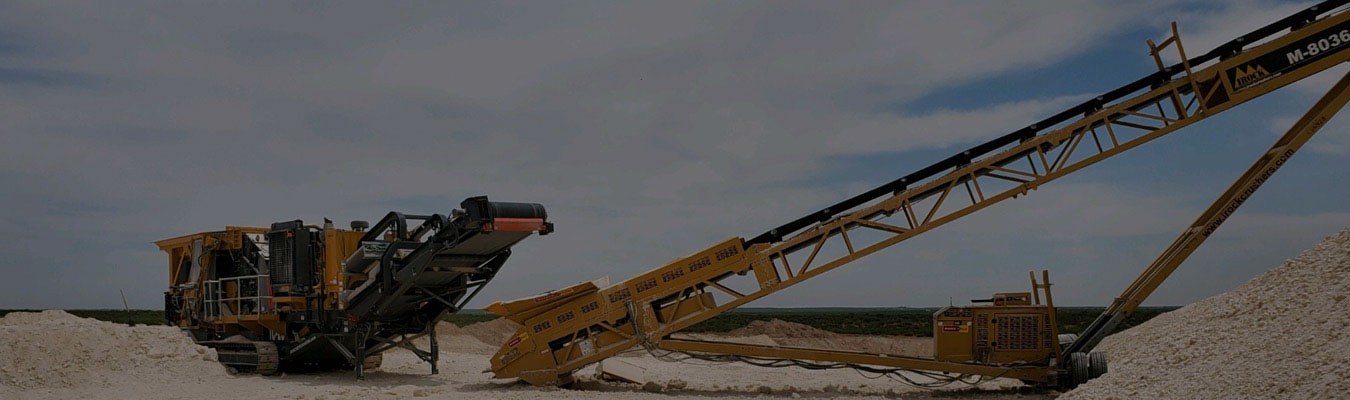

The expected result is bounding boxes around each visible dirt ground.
[10,350,1054,400]
[1,313,1057,400]
[9,230,1347,399]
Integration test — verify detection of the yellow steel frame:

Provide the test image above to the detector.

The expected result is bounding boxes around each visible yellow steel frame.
[1069,67,1350,355]
[489,9,1350,386]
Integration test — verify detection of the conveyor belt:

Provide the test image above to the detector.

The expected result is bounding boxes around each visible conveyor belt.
[487,1,1350,386]
[749,0,1350,245]
[342,196,551,324]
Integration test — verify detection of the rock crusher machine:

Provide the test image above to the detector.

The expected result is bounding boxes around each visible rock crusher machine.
[485,1,1350,389]
[156,196,552,376]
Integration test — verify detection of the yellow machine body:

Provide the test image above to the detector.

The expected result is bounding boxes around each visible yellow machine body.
[155,197,553,376]
[483,3,1350,388]
[155,225,365,331]
[933,303,1055,364]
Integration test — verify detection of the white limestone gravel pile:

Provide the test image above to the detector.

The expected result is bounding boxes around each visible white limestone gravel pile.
[455,317,520,345]
[689,319,932,357]
[1061,228,1350,400]
[428,318,524,355]
[0,310,226,390]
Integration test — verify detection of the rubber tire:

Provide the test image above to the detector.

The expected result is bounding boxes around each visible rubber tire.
[1089,351,1108,379]
[1070,352,1091,387]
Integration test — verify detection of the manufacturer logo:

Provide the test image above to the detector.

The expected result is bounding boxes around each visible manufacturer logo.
[1232,64,1270,90]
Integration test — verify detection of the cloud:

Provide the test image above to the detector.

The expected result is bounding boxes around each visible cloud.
[0,1,1341,310]
[940,182,1197,240]
[1157,0,1318,66]
[826,95,1088,155]
[1268,65,1350,155]
[1269,112,1350,156]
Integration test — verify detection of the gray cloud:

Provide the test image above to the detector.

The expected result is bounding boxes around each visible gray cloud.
[0,0,1342,309]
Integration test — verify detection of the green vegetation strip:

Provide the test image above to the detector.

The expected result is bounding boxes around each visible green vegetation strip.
[445,307,1176,337]
[3,307,1176,337]
[683,307,1176,337]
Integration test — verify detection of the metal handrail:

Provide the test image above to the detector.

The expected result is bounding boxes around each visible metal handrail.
[203,274,272,320]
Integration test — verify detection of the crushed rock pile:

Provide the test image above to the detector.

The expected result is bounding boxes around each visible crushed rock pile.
[0,310,226,390]
[693,319,930,357]
[726,319,835,338]
[456,317,520,345]
[1061,228,1350,400]
[428,323,496,354]
[432,317,523,355]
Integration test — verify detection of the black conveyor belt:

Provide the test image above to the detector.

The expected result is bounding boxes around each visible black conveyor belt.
[747,0,1349,245]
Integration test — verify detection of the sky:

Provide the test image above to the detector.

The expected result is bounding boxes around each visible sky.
[1,1,1347,310]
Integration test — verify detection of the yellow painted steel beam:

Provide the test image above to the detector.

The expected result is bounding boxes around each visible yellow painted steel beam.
[658,338,1050,382]
[488,7,1350,386]
[1070,69,1350,354]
